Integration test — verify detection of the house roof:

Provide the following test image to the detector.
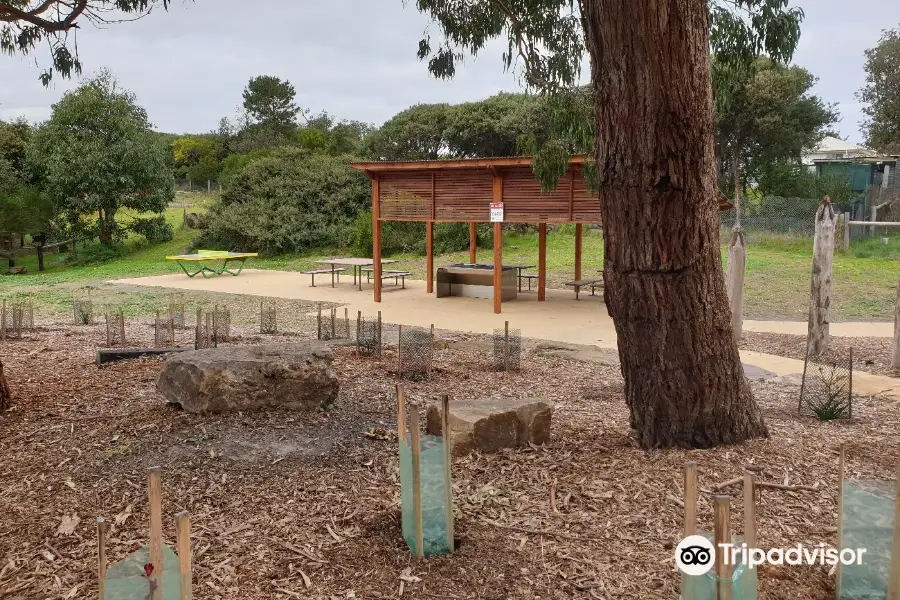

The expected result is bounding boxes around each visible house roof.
[815,136,871,154]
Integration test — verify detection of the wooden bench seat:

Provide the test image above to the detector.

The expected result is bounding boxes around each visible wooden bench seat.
[364,269,411,288]
[518,273,538,292]
[565,279,603,300]
[302,267,347,287]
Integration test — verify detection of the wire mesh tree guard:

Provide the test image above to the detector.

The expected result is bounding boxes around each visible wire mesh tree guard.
[169,295,186,330]
[73,297,94,325]
[260,299,278,335]
[193,308,216,350]
[798,347,853,421]
[105,309,126,347]
[0,299,26,341]
[397,324,434,381]
[154,310,176,348]
[355,310,382,357]
[211,305,231,342]
[316,304,350,341]
[492,321,521,372]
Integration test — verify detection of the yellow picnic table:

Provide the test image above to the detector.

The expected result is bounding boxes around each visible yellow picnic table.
[166,250,258,278]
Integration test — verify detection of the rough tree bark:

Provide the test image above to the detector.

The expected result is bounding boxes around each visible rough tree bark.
[808,198,835,357]
[583,0,767,447]
[0,359,11,411]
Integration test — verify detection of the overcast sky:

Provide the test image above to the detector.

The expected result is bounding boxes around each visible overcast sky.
[0,1,894,144]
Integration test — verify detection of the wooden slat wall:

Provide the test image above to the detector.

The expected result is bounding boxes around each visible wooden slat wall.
[572,172,602,224]
[376,166,602,223]
[379,172,432,221]
[434,170,493,221]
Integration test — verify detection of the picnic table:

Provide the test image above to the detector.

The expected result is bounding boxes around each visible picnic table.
[166,251,258,278]
[504,264,537,292]
[311,258,399,290]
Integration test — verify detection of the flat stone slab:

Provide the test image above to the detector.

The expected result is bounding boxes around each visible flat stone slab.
[742,363,779,381]
[156,342,339,414]
[425,397,553,455]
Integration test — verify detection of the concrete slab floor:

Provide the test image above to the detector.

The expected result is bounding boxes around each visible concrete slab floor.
[112,270,900,400]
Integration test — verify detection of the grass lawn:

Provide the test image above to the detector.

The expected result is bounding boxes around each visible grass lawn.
[2,209,898,321]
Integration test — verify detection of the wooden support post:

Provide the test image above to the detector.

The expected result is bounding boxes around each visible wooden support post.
[809,198,836,356]
[714,495,733,600]
[176,511,192,600]
[684,462,698,537]
[426,221,434,293]
[147,467,163,600]
[441,394,454,552]
[893,279,900,370]
[409,403,425,558]
[429,324,434,378]
[726,227,746,345]
[469,222,477,264]
[493,222,502,314]
[871,201,878,236]
[743,471,756,549]
[97,517,108,600]
[836,444,846,599]
[372,175,382,303]
[538,223,547,302]
[574,223,583,281]
[889,452,900,600]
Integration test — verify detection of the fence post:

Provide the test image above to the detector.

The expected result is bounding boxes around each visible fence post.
[871,200,878,236]
[808,197,836,357]
[725,227,746,345]
[843,212,851,249]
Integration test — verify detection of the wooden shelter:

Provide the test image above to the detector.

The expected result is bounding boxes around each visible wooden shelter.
[351,156,731,314]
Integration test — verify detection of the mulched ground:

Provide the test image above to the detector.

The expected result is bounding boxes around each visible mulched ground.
[1,320,898,600]
[740,331,899,378]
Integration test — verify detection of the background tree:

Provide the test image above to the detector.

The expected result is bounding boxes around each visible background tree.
[28,70,174,245]
[858,25,900,154]
[241,75,301,137]
[172,136,220,182]
[411,0,802,448]
[1,1,176,84]
[363,103,451,160]
[715,57,838,198]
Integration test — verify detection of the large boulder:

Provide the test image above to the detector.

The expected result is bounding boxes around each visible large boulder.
[156,343,339,414]
[425,397,553,456]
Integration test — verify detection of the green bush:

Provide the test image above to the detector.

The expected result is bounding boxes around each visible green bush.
[350,212,493,257]
[196,149,370,255]
[76,241,124,264]
[131,216,174,243]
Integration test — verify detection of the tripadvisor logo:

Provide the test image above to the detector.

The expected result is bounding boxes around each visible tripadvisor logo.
[675,535,866,574]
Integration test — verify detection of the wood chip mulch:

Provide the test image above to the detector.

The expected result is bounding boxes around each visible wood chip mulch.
[1,321,898,600]
[740,331,899,379]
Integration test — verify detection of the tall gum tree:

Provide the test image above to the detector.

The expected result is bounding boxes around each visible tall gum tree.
[411,0,802,448]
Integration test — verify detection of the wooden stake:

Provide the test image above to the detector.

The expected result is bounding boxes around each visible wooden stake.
[441,394,454,552]
[345,307,350,339]
[409,404,425,558]
[176,511,192,600]
[1,298,6,341]
[377,311,382,357]
[97,517,107,600]
[743,471,756,548]
[356,311,362,356]
[148,467,163,600]
[714,495,733,600]
[892,279,900,370]
[684,462,698,537]
[843,211,851,249]
[726,227,746,345]
[397,325,403,379]
[317,303,322,340]
[195,308,202,349]
[105,313,111,346]
[167,307,174,346]
[155,310,161,347]
[504,321,510,371]
[118,310,125,346]
[429,324,434,378]
[836,443,846,600]
[396,383,406,441]
[889,450,900,600]
[809,198,836,356]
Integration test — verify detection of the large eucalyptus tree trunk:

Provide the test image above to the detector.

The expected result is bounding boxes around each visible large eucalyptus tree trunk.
[582,0,768,447]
